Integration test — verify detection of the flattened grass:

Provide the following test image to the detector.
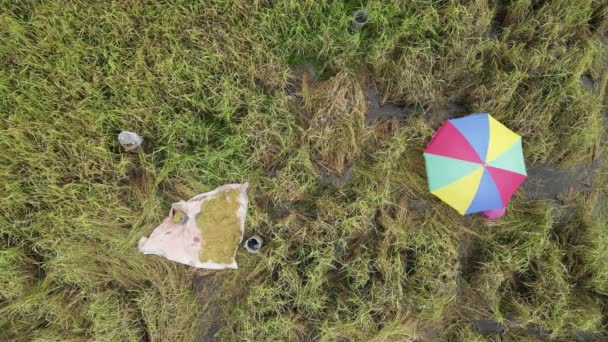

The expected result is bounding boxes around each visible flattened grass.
[1,0,607,340]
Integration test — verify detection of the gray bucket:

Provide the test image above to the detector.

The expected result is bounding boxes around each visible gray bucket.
[244,235,263,253]
[350,10,370,30]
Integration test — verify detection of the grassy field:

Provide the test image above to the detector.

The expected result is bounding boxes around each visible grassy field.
[1,0,608,340]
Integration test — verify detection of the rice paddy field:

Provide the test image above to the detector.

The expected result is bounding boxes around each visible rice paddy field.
[1,0,608,341]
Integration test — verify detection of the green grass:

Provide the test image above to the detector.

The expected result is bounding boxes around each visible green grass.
[1,0,608,340]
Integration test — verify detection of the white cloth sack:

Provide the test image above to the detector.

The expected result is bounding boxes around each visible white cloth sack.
[138,183,248,269]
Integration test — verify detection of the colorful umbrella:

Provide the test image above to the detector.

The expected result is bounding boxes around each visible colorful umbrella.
[424,113,527,215]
